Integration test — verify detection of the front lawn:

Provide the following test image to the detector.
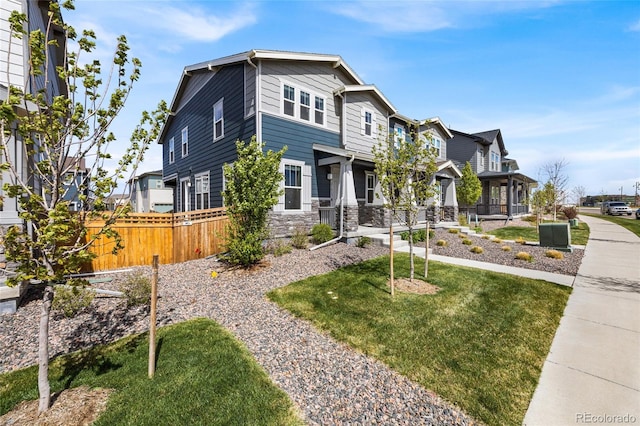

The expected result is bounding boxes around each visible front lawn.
[0,318,302,425]
[268,254,571,426]
[487,221,589,245]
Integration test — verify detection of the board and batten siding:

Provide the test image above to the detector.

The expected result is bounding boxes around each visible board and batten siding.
[162,64,256,208]
[343,93,390,154]
[259,60,356,133]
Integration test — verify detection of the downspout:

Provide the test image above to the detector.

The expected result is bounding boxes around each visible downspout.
[310,153,354,250]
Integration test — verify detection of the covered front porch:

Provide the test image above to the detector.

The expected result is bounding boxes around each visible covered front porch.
[469,171,537,219]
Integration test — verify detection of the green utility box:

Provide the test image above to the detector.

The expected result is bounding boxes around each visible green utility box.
[539,223,573,252]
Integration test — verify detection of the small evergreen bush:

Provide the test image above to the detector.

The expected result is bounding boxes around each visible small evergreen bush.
[448,228,459,234]
[470,246,484,254]
[458,214,468,226]
[119,272,152,307]
[501,245,512,252]
[462,238,473,245]
[400,229,435,242]
[436,239,447,246]
[481,235,491,240]
[356,236,372,248]
[492,238,503,244]
[311,223,334,244]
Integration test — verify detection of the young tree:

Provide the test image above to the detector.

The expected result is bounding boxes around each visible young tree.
[222,136,286,266]
[572,185,586,210]
[1,1,167,412]
[456,161,482,219]
[373,123,437,294]
[541,158,569,221]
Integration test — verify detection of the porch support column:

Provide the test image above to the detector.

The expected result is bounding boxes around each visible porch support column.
[506,175,513,217]
[341,159,358,232]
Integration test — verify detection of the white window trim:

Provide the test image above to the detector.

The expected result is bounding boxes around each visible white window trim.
[361,108,376,138]
[169,137,175,164]
[279,159,305,212]
[431,137,442,158]
[393,125,405,148]
[279,80,326,127]
[180,177,191,212]
[194,171,210,210]
[181,126,188,158]
[213,98,224,141]
[365,171,377,205]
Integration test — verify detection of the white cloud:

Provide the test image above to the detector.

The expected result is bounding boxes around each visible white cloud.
[140,3,257,42]
[628,18,640,32]
[329,0,563,33]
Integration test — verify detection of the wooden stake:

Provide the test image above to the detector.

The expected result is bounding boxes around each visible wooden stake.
[148,254,159,378]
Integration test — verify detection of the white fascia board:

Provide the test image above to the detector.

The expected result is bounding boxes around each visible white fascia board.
[336,85,397,114]
[421,117,454,139]
[313,143,374,164]
[251,50,364,85]
[437,160,463,178]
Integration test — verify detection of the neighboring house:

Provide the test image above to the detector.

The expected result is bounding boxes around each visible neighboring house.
[448,129,536,217]
[62,157,90,211]
[159,49,461,238]
[1,0,66,313]
[130,170,174,213]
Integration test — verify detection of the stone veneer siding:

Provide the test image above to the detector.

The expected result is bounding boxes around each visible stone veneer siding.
[268,201,320,238]
[442,205,458,222]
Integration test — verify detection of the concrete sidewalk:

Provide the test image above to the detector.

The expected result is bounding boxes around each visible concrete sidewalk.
[524,215,640,425]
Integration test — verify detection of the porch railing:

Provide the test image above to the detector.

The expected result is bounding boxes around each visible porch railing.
[476,204,530,215]
[318,206,336,229]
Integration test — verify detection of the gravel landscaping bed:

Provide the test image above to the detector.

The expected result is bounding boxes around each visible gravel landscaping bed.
[1,224,583,425]
[427,228,583,276]
[0,244,478,425]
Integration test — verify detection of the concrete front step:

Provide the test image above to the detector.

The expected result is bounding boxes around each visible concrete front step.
[367,233,409,249]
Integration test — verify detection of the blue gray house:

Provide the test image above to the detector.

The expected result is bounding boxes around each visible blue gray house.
[448,128,536,217]
[158,49,464,238]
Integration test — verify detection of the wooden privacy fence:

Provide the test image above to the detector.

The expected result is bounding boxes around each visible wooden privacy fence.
[84,207,229,272]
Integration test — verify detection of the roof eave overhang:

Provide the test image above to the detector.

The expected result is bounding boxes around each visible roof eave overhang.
[334,85,397,113]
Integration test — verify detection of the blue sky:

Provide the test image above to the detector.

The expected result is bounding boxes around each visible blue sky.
[65,0,640,200]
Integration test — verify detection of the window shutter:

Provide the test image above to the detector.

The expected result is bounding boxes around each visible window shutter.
[303,165,312,211]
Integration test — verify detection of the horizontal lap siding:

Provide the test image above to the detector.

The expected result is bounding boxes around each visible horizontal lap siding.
[262,114,339,198]
[343,94,389,154]
[162,64,256,208]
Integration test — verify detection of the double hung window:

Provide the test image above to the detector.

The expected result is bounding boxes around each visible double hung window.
[195,172,210,210]
[181,127,188,157]
[281,82,325,126]
[213,99,224,140]
[169,137,175,164]
[284,163,302,210]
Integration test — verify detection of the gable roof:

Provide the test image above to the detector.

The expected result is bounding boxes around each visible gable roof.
[450,128,508,156]
[334,85,397,114]
[159,49,367,144]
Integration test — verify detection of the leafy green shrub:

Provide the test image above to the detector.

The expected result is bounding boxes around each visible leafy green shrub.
[448,228,459,234]
[290,227,308,249]
[458,214,468,226]
[311,223,334,244]
[470,246,484,254]
[501,245,512,252]
[119,272,152,307]
[400,229,435,242]
[515,252,534,262]
[436,239,447,246]
[223,232,265,266]
[356,236,372,248]
[462,238,473,245]
[545,249,564,259]
[266,239,292,256]
[53,282,94,318]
